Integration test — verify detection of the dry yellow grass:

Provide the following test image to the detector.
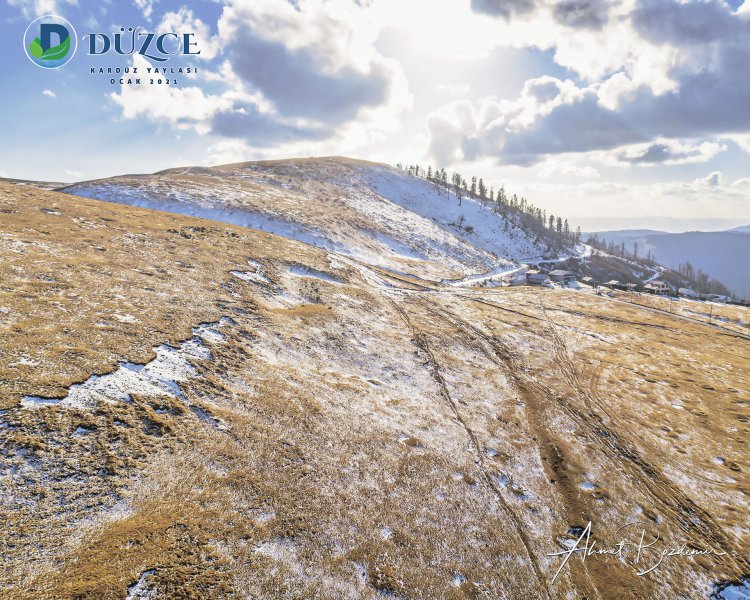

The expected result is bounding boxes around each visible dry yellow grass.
[1,182,749,598]
[611,290,749,336]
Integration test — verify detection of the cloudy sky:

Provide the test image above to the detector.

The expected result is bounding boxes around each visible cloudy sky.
[2,0,749,231]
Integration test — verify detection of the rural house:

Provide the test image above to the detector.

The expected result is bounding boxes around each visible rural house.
[549,270,576,284]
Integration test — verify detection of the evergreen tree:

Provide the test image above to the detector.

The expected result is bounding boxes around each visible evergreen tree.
[432,167,442,195]
[452,173,463,205]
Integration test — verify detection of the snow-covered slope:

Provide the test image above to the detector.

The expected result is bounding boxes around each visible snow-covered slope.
[60,158,565,280]
[359,165,546,262]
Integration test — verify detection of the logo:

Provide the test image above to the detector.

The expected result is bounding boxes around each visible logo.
[85,28,201,62]
[23,15,77,69]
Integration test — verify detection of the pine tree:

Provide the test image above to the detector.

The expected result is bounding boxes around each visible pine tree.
[432,167,442,195]
[556,217,562,233]
[563,219,570,237]
[478,178,486,199]
[427,166,432,180]
[548,215,555,230]
[470,176,477,196]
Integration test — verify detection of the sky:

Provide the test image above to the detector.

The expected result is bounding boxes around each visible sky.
[1,0,749,232]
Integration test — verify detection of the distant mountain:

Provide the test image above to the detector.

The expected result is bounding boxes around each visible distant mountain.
[0,176,68,190]
[583,229,668,245]
[575,216,748,232]
[592,229,750,298]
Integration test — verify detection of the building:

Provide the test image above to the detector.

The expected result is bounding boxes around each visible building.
[501,273,527,286]
[549,270,576,284]
[699,293,729,303]
[679,287,699,299]
[644,280,672,295]
[526,270,550,285]
[581,276,597,286]
[604,280,620,289]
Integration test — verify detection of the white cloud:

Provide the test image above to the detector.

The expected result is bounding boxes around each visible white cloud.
[83,14,99,29]
[725,134,750,154]
[42,89,55,98]
[511,172,750,227]
[606,139,728,166]
[64,169,83,178]
[133,0,155,21]
[423,0,750,168]
[109,56,235,134]
[693,171,723,188]
[537,158,600,179]
[7,0,77,18]
[111,1,409,152]
[216,0,409,129]
[158,7,219,61]
[206,140,253,166]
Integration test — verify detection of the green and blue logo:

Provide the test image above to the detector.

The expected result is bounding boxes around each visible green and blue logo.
[24,15,77,69]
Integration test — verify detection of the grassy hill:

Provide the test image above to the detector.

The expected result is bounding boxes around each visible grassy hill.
[1,161,749,598]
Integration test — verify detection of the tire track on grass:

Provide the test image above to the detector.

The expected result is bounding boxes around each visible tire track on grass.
[388,298,553,600]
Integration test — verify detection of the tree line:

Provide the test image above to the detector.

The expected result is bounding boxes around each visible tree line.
[584,234,733,297]
[396,163,581,252]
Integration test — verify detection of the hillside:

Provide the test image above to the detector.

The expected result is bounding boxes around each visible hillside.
[59,158,580,283]
[593,229,750,299]
[1,160,749,598]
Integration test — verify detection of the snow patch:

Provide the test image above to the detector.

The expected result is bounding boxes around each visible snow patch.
[230,270,271,285]
[63,182,342,252]
[126,569,157,600]
[712,577,750,599]
[21,319,232,418]
[288,264,342,284]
